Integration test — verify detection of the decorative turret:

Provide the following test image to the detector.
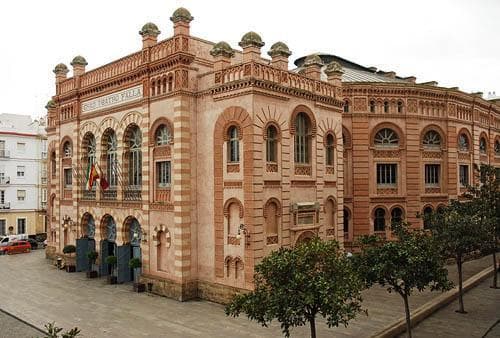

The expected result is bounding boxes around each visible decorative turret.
[210,41,234,70]
[70,56,87,76]
[268,41,291,70]
[139,22,161,48]
[239,31,264,62]
[303,54,323,80]
[324,61,344,86]
[45,100,56,110]
[53,63,69,84]
[170,7,193,36]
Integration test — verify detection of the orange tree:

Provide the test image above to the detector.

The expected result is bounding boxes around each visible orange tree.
[225,237,364,338]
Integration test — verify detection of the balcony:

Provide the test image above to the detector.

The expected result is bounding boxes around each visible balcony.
[0,176,10,185]
[0,202,10,209]
[0,150,10,158]
[82,189,96,200]
[123,186,142,201]
[101,188,117,200]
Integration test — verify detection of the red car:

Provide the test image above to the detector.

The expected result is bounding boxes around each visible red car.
[0,241,31,255]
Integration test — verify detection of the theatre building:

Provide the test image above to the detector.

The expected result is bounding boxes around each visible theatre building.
[46,7,500,302]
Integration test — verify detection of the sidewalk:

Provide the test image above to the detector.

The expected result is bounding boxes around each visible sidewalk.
[0,250,494,337]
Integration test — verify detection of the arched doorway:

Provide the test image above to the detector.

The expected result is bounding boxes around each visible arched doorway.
[76,213,97,272]
[295,230,316,246]
[117,217,142,283]
[99,214,117,276]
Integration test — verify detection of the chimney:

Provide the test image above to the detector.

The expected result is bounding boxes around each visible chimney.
[324,61,344,87]
[239,31,264,63]
[139,22,160,48]
[303,54,324,81]
[170,7,193,36]
[70,56,87,76]
[267,41,291,70]
[210,41,234,70]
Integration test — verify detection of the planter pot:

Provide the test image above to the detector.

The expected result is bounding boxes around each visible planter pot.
[107,276,117,284]
[86,271,98,278]
[133,282,146,293]
[66,265,76,273]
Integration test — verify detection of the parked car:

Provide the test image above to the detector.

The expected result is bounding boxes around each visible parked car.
[25,238,38,250]
[0,234,28,247]
[0,241,31,255]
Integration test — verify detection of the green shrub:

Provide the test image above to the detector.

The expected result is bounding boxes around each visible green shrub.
[86,251,98,261]
[62,245,76,254]
[105,255,117,266]
[129,257,142,269]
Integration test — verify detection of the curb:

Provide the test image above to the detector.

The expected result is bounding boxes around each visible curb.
[0,307,47,335]
[372,265,495,338]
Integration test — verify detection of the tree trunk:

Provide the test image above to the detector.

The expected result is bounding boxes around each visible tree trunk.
[456,256,466,313]
[402,293,412,338]
[309,316,316,338]
[492,250,498,289]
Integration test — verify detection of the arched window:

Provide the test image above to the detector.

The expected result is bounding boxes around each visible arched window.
[391,207,403,225]
[495,140,500,156]
[168,74,173,92]
[128,126,142,186]
[423,206,433,229]
[294,112,311,164]
[374,128,399,146]
[383,101,389,113]
[458,133,469,152]
[397,101,403,113]
[155,125,172,146]
[325,199,335,228]
[50,151,56,178]
[374,208,385,232]
[228,203,240,235]
[423,130,441,148]
[266,125,278,163]
[343,208,349,234]
[104,130,118,187]
[63,141,72,158]
[479,137,487,154]
[325,134,335,166]
[370,100,376,113]
[227,126,239,163]
[344,100,350,113]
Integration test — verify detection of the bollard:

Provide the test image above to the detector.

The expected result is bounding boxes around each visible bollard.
[56,257,62,269]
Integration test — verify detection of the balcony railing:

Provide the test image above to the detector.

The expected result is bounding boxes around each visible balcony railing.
[0,176,10,185]
[82,189,96,200]
[101,188,117,200]
[0,202,10,209]
[123,186,142,201]
[0,150,10,158]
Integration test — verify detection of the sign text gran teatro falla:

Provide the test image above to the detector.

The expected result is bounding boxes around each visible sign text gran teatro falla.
[81,85,143,113]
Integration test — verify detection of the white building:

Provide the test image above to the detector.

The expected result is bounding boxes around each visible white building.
[0,114,47,236]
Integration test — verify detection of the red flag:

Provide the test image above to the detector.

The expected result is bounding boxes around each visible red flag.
[100,174,110,190]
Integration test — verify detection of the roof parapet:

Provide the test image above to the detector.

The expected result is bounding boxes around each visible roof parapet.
[419,81,438,86]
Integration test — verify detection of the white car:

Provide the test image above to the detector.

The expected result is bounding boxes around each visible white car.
[0,234,28,247]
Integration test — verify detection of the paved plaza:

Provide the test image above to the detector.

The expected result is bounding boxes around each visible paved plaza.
[0,250,496,337]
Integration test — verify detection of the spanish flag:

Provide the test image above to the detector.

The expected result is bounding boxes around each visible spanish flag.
[86,163,99,191]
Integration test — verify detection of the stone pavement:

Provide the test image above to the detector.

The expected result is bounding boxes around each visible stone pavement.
[0,250,494,338]
[398,276,500,338]
[0,309,43,338]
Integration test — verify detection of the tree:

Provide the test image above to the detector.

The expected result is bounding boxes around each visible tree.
[225,237,364,338]
[426,200,490,313]
[356,223,452,338]
[465,165,500,289]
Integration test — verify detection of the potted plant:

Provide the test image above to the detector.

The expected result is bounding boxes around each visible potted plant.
[62,245,76,272]
[106,255,117,284]
[86,251,98,278]
[129,257,145,292]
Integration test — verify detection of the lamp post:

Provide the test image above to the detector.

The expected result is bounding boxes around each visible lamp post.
[236,224,250,246]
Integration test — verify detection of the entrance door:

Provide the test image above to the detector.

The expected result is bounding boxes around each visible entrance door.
[75,238,89,272]
[117,244,132,283]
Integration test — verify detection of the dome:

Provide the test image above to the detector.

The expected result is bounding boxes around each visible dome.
[303,54,324,67]
[267,41,291,58]
[53,63,69,74]
[210,41,235,58]
[70,55,88,67]
[139,22,161,36]
[45,100,56,109]
[239,31,264,48]
[324,61,344,75]
[170,7,193,23]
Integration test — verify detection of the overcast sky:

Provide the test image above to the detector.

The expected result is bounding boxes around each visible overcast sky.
[1,0,499,119]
